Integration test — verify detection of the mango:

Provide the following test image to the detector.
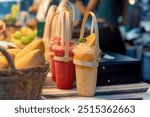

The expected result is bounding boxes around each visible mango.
[0,56,9,69]
[15,49,45,69]
[0,49,20,56]
[15,39,45,61]
[0,54,15,69]
[7,49,21,56]
[21,26,32,36]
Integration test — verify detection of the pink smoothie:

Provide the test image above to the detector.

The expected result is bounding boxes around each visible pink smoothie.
[49,37,61,82]
[53,44,74,89]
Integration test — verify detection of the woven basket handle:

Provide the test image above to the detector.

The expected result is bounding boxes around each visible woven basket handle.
[80,11,101,62]
[0,47,16,71]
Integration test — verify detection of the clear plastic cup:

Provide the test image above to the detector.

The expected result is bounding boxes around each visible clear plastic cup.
[53,41,75,89]
[49,37,61,82]
[74,43,98,96]
[73,11,100,97]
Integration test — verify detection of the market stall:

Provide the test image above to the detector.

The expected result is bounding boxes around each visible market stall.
[0,0,150,100]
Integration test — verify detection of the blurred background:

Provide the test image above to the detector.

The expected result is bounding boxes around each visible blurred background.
[0,0,150,82]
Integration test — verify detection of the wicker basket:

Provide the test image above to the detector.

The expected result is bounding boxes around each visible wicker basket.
[0,47,49,100]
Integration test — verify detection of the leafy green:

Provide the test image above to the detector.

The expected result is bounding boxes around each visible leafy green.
[78,38,87,43]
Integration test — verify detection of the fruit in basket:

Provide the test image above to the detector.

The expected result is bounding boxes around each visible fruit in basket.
[0,49,21,56]
[20,36,31,45]
[7,49,21,55]
[0,56,9,69]
[11,39,24,47]
[21,27,32,36]
[15,39,45,61]
[11,27,36,47]
[27,31,36,40]
[15,49,45,69]
[0,53,15,69]
[11,38,16,42]
[13,31,22,39]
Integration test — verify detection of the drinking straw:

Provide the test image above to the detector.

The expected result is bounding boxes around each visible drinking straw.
[61,11,65,46]
[68,2,75,27]
[64,11,70,58]
[50,13,58,39]
[55,15,61,37]
[63,3,74,38]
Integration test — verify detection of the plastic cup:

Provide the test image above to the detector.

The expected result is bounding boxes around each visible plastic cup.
[53,41,75,89]
[74,43,98,96]
[73,11,100,97]
[49,37,61,82]
[49,45,55,82]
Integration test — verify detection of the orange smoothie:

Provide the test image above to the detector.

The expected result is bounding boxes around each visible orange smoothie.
[74,43,98,96]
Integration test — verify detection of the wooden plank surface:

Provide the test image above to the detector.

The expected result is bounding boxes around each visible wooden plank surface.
[42,73,150,100]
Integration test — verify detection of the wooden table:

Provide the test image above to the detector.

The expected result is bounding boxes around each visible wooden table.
[42,73,150,100]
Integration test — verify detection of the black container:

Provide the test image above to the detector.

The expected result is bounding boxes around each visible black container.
[97,52,141,86]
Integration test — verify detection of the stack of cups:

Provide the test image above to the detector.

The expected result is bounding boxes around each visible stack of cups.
[43,0,75,82]
[43,5,57,58]
[73,12,101,97]
[43,5,58,81]
[52,10,75,89]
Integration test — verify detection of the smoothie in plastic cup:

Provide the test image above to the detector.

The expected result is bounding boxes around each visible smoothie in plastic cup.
[53,41,74,89]
[49,37,61,82]
[74,43,98,96]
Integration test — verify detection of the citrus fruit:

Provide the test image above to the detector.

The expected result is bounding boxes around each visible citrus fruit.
[85,33,95,46]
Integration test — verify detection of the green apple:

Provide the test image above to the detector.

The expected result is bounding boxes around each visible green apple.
[21,36,31,45]
[13,39,22,45]
[13,31,22,39]
[27,30,36,41]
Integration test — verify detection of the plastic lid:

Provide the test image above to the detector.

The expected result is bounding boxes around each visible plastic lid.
[37,21,45,38]
[52,45,74,57]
